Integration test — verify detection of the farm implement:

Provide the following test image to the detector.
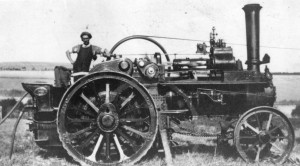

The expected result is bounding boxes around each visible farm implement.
[1,4,298,166]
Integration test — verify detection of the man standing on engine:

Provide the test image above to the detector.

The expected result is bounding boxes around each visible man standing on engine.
[66,31,109,81]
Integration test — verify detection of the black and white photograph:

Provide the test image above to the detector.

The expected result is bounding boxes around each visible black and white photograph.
[0,0,300,165]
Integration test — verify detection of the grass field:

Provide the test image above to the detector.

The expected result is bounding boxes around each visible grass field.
[0,119,75,166]
[0,71,54,92]
[0,119,300,166]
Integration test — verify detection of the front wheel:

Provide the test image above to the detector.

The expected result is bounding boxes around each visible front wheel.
[234,106,294,164]
[57,72,158,165]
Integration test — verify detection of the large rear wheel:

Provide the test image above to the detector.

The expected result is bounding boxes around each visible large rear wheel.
[234,107,294,164]
[57,72,158,165]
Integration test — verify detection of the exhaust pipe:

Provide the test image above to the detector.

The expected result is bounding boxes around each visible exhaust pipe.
[243,4,262,73]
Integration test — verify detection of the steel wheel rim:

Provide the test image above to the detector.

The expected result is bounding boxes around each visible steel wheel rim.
[234,108,294,164]
[57,74,158,165]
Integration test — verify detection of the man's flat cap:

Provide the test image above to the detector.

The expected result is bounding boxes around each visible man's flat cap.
[80,32,92,39]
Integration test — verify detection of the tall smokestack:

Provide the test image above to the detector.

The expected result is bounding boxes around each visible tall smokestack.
[243,4,262,73]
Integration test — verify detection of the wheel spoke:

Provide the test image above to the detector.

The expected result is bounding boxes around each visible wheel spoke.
[271,136,288,139]
[255,144,266,162]
[80,93,99,113]
[122,125,151,140]
[239,136,257,139]
[67,116,95,123]
[255,146,261,162]
[92,81,100,100]
[74,105,96,117]
[270,142,284,153]
[267,124,283,135]
[105,83,110,103]
[120,116,149,123]
[113,134,129,162]
[239,136,258,144]
[105,133,111,161]
[89,80,101,102]
[115,83,129,94]
[120,106,148,117]
[86,134,104,162]
[77,129,100,150]
[116,129,138,150]
[120,93,135,111]
[112,84,129,102]
[255,113,262,130]
[243,121,260,134]
[68,126,95,139]
[266,114,273,131]
[239,135,257,142]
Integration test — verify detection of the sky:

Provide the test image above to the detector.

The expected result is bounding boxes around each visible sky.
[0,0,300,72]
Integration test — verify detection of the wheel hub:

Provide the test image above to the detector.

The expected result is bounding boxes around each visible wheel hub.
[97,103,119,132]
[259,131,271,144]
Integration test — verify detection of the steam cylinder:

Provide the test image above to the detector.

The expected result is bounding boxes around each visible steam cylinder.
[243,4,262,73]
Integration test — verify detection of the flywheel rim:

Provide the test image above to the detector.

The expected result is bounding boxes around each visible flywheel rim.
[57,72,158,166]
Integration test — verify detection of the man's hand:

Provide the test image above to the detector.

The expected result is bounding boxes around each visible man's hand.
[66,50,75,64]
[102,48,111,58]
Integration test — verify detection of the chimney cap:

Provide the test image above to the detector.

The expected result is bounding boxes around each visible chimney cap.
[243,4,262,11]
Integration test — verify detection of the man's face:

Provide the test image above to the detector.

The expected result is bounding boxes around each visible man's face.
[81,35,90,45]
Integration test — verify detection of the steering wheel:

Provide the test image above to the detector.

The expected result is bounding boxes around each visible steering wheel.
[109,35,170,62]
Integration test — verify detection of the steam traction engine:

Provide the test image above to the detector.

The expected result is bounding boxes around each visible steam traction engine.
[21,4,294,165]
